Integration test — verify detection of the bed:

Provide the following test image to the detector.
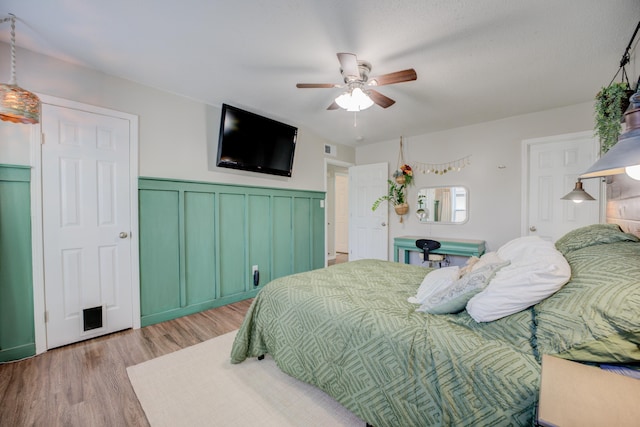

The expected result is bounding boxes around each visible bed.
[230,224,640,426]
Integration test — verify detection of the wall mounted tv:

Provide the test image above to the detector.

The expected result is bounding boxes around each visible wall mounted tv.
[216,103,298,177]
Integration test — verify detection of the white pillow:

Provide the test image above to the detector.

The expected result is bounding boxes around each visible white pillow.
[496,235,556,262]
[418,260,510,315]
[466,236,571,322]
[408,266,460,305]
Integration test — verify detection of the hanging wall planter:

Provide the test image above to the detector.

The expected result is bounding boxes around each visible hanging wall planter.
[395,174,406,185]
[394,203,409,215]
[393,164,413,185]
[372,180,408,222]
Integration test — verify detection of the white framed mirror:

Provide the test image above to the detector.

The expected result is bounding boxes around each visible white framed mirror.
[416,186,469,224]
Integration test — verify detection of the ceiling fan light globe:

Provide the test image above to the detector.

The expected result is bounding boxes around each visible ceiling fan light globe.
[334,87,374,111]
[360,97,374,111]
[352,88,373,109]
[334,92,350,109]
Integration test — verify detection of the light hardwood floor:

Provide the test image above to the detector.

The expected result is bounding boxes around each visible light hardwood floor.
[328,252,348,266]
[0,299,253,427]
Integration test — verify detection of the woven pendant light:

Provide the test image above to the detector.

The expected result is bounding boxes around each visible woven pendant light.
[0,14,40,124]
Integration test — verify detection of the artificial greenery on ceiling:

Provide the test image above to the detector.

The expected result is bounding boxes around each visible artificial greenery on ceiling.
[594,82,633,153]
[594,20,640,154]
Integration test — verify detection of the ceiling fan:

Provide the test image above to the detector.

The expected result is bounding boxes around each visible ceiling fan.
[296,53,417,111]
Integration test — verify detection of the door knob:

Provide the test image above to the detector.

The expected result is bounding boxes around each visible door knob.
[119,232,128,239]
[381,222,386,227]
[529,226,537,232]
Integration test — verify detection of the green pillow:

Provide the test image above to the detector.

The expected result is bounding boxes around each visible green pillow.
[554,223,639,255]
[418,261,510,315]
[535,241,640,363]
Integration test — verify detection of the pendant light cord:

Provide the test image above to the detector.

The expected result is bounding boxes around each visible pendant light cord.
[9,14,16,85]
[397,136,405,169]
[0,14,17,85]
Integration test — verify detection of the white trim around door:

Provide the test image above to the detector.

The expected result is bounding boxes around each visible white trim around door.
[324,158,354,267]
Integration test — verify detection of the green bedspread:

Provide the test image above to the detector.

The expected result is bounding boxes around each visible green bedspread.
[231,228,640,426]
[231,259,540,426]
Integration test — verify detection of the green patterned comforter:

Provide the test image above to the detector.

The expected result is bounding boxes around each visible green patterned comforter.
[231,260,540,426]
[231,234,640,426]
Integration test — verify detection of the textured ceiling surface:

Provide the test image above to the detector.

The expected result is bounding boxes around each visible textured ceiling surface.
[1,1,639,146]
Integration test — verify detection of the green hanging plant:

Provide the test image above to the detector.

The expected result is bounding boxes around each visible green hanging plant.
[594,82,633,153]
[372,180,406,211]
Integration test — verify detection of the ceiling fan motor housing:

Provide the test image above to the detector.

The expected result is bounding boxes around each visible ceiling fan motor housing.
[342,61,371,83]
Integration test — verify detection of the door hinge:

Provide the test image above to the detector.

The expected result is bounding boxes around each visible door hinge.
[41,133,45,145]
[44,311,49,323]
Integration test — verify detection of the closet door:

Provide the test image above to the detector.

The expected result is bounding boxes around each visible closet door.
[42,103,133,349]
[525,131,601,241]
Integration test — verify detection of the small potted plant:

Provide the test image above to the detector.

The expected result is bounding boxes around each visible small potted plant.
[393,164,413,185]
[594,82,634,153]
[372,180,408,215]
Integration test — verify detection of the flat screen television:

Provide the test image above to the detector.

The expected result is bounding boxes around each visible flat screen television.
[216,103,298,177]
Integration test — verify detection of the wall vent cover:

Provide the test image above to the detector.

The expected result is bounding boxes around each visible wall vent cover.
[324,144,337,157]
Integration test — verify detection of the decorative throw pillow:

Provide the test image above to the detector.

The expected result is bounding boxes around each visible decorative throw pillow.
[458,256,480,277]
[408,266,460,305]
[456,251,503,277]
[554,223,639,255]
[469,251,505,272]
[467,236,571,322]
[417,260,510,315]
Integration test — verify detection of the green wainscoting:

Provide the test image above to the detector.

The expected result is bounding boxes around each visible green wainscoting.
[138,178,325,326]
[0,165,34,362]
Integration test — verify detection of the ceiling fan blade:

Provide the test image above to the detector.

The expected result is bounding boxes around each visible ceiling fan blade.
[296,83,338,88]
[368,90,396,108]
[327,101,340,110]
[337,53,360,80]
[369,69,417,86]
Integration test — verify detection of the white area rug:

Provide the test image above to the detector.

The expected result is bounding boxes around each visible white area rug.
[127,330,364,426]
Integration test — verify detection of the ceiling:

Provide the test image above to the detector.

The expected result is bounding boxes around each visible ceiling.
[1,1,639,146]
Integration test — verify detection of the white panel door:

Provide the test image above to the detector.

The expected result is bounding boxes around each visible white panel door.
[42,104,133,349]
[348,163,388,260]
[527,132,601,241]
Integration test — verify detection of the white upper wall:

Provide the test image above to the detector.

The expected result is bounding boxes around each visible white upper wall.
[356,101,595,253]
[0,42,616,253]
[0,43,355,191]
